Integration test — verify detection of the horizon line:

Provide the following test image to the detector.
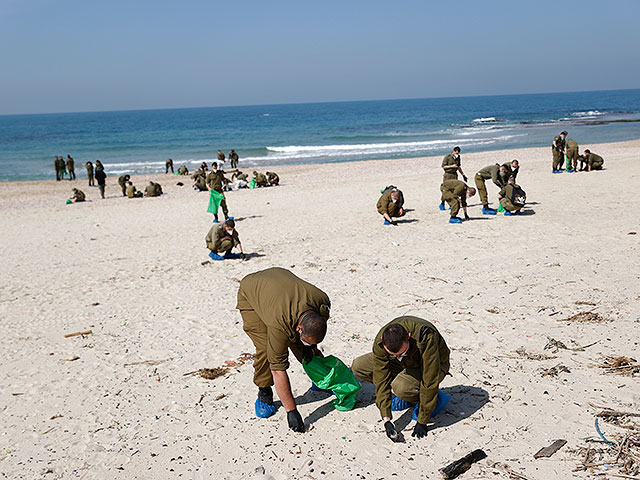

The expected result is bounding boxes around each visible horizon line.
[2,87,639,118]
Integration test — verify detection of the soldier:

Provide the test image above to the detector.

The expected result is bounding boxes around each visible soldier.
[69,188,86,203]
[199,161,209,173]
[253,171,269,187]
[229,149,239,168]
[177,165,189,175]
[118,174,131,196]
[497,176,526,215]
[126,181,143,198]
[566,138,579,172]
[86,161,95,187]
[95,164,107,199]
[552,131,568,173]
[193,173,208,191]
[66,155,76,180]
[376,187,405,225]
[583,149,604,171]
[206,163,231,222]
[502,159,520,181]
[232,170,249,189]
[58,155,67,179]
[54,156,61,181]
[236,267,331,432]
[266,171,280,186]
[205,218,245,261]
[165,158,174,174]
[577,155,587,171]
[217,150,226,166]
[145,181,163,197]
[439,147,468,210]
[352,316,451,441]
[474,163,509,214]
[440,179,475,224]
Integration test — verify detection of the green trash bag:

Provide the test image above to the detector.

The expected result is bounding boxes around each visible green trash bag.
[565,154,570,171]
[303,355,361,411]
[249,178,256,189]
[497,203,505,213]
[207,189,224,214]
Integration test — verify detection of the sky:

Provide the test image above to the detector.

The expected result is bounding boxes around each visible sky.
[1,0,639,115]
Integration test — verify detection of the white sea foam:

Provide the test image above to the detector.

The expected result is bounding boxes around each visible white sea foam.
[570,110,605,117]
[472,117,498,123]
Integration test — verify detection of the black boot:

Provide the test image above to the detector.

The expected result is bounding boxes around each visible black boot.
[258,387,273,405]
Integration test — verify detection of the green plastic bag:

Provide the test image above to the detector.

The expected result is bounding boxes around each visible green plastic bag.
[207,190,224,214]
[497,203,505,213]
[249,178,256,189]
[303,355,361,411]
[565,154,570,171]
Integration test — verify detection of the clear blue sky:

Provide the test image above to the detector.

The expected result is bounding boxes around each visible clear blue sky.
[1,0,639,114]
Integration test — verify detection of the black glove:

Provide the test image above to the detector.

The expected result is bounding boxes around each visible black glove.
[301,345,315,363]
[384,421,401,442]
[462,175,468,182]
[412,422,428,438]
[287,409,305,432]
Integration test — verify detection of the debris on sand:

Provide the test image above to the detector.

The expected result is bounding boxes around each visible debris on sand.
[591,356,640,376]
[540,364,571,377]
[559,310,608,323]
[503,348,557,361]
[197,368,228,380]
[534,439,567,458]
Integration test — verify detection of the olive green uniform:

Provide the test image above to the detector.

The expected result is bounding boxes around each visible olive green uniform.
[441,153,460,181]
[55,157,65,181]
[236,267,331,388]
[440,179,468,218]
[66,157,76,180]
[587,152,604,170]
[254,172,268,187]
[229,151,239,168]
[552,135,566,171]
[566,139,579,170]
[86,163,95,186]
[145,182,162,197]
[118,175,129,196]
[165,158,174,174]
[376,190,404,218]
[498,184,523,212]
[126,184,143,198]
[475,164,506,206]
[194,175,208,191]
[205,224,241,254]
[71,189,86,202]
[206,171,229,215]
[233,172,248,181]
[501,163,518,181]
[351,316,450,424]
[267,172,279,186]
[177,165,188,175]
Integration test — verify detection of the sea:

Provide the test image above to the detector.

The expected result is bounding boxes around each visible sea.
[1,89,639,181]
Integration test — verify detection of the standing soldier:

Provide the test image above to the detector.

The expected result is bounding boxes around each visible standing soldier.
[565,138,579,172]
[474,163,510,214]
[439,147,467,210]
[236,267,331,432]
[352,316,451,441]
[86,161,95,187]
[440,179,475,224]
[66,155,76,180]
[118,174,131,196]
[206,163,231,222]
[54,156,62,181]
[217,150,226,167]
[552,131,568,173]
[165,158,174,174]
[229,149,239,168]
[583,149,604,171]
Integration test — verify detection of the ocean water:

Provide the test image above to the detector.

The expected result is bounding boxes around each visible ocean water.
[1,89,639,181]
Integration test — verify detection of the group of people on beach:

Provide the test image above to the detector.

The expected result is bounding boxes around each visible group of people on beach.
[551,131,605,173]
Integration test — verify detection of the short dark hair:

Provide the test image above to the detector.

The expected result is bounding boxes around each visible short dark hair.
[212,162,217,168]
[300,311,327,343]
[584,149,590,154]
[225,219,235,228]
[453,146,461,153]
[381,324,409,353]
[511,159,519,166]
[561,131,568,135]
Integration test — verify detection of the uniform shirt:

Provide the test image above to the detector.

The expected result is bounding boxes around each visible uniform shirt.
[195,176,208,190]
[66,157,74,169]
[126,185,139,198]
[205,224,240,252]
[553,135,566,151]
[206,171,226,191]
[267,173,279,183]
[372,316,450,424]
[441,153,460,179]
[587,153,604,166]
[501,163,518,181]
[118,175,128,187]
[441,179,468,208]
[236,267,331,371]
[477,164,506,188]
[566,139,578,150]
[255,173,268,186]
[145,184,160,197]
[86,164,94,175]
[72,190,86,202]
[376,190,403,216]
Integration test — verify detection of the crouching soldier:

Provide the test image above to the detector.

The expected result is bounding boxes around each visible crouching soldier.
[205,219,244,261]
[440,180,475,224]
[352,316,451,441]
[376,186,405,225]
[584,149,604,171]
[70,188,85,202]
[126,181,143,198]
[497,176,526,216]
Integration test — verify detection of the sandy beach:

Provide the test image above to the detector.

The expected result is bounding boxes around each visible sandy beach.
[1,140,639,479]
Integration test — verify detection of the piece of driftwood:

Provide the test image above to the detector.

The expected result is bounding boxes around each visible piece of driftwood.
[440,449,487,479]
[64,330,93,338]
[534,439,567,458]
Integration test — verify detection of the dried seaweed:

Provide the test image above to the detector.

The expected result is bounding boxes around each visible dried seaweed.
[503,348,557,361]
[559,310,608,323]
[591,356,640,376]
[197,367,228,380]
[540,364,571,377]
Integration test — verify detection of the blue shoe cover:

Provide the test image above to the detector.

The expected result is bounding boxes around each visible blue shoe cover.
[449,217,462,224]
[310,383,333,393]
[504,211,512,216]
[212,219,219,223]
[383,220,392,225]
[482,207,497,215]
[255,398,276,418]
[226,216,234,220]
[438,203,446,211]
[411,390,451,421]
[208,251,225,261]
[391,394,415,411]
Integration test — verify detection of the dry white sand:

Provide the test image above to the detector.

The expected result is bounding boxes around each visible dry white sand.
[1,140,639,480]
